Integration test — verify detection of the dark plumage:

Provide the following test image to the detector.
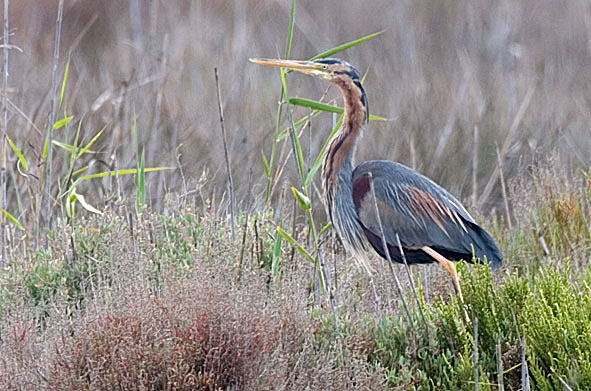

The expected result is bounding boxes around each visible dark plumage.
[352,160,502,268]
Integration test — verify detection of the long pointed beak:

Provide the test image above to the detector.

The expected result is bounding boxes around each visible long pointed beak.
[249,58,325,76]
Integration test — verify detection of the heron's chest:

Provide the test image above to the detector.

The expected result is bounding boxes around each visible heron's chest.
[322,173,367,253]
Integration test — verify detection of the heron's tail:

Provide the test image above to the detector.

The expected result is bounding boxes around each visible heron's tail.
[467,223,503,270]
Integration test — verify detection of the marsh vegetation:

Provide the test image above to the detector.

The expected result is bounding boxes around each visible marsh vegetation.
[1,1,591,389]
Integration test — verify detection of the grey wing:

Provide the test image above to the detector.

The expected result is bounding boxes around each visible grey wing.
[352,160,501,266]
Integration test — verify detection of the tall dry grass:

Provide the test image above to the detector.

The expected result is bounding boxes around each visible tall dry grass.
[3,0,591,228]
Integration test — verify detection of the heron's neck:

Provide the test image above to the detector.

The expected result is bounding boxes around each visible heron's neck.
[322,80,368,209]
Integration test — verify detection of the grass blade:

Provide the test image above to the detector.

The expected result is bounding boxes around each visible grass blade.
[78,167,172,181]
[70,189,103,216]
[309,31,383,60]
[261,152,270,177]
[6,134,27,171]
[62,166,172,199]
[290,97,341,114]
[291,186,311,211]
[53,115,73,129]
[289,97,387,121]
[42,137,49,160]
[78,125,106,158]
[72,165,89,177]
[271,225,283,278]
[70,117,83,166]
[60,56,70,107]
[285,0,296,59]
[1,209,24,231]
[52,140,78,152]
[276,225,315,265]
[319,222,332,236]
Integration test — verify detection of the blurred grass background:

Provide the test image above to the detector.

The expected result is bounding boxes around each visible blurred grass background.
[6,0,591,222]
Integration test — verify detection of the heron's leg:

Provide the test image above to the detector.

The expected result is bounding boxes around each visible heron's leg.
[422,246,469,322]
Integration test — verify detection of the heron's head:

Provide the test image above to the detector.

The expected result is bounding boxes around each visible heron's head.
[249,57,362,85]
[250,57,369,122]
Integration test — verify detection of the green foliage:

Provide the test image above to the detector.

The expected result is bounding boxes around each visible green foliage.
[298,258,583,390]
[276,226,315,264]
[291,186,311,211]
[271,223,283,278]
[53,115,73,130]
[308,31,384,61]
[288,97,388,121]
[23,224,118,309]
[517,264,591,388]
[155,211,204,269]
[24,254,91,322]
[1,209,24,231]
[134,113,146,215]
[6,134,28,172]
[23,251,62,309]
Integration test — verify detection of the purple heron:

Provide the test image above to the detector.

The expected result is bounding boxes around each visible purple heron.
[250,57,502,298]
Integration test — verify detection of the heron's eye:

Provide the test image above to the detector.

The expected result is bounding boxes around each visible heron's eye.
[321,64,328,70]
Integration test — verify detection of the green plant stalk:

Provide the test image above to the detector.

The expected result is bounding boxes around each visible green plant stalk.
[263,0,296,204]
[271,220,283,278]
[272,68,318,283]
[61,117,82,220]
[305,207,326,291]
[1,208,24,231]
[263,97,285,203]
[136,148,146,215]
[282,72,327,291]
[132,112,146,215]
[54,116,108,219]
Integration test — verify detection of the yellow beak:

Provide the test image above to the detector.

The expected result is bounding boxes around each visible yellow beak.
[249,58,327,77]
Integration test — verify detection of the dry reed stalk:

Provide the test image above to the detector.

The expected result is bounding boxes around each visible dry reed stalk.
[236,168,252,283]
[530,211,551,262]
[521,334,530,391]
[472,125,479,206]
[214,67,235,244]
[496,339,504,391]
[43,0,64,241]
[396,232,428,335]
[1,0,9,267]
[480,86,534,206]
[474,317,479,391]
[368,171,413,327]
[549,366,574,391]
[496,143,512,229]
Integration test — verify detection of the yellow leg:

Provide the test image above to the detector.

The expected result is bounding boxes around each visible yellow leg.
[422,246,469,323]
